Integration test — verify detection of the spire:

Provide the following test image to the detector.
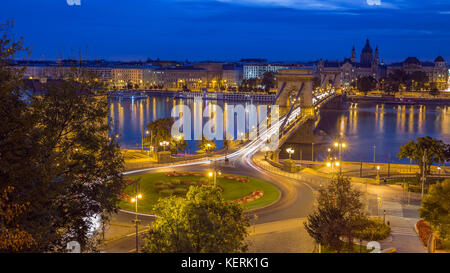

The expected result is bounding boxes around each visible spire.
[351,45,356,62]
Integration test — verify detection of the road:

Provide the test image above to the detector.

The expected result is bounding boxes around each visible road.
[102,150,317,253]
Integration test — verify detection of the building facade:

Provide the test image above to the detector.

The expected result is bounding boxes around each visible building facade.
[243,64,290,80]
[387,56,448,90]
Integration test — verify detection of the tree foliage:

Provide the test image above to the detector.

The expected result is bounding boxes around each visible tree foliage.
[197,136,216,153]
[0,23,124,252]
[261,71,276,92]
[305,176,363,252]
[143,186,250,253]
[397,136,449,179]
[357,76,377,94]
[419,179,450,245]
[0,187,36,252]
[144,117,187,154]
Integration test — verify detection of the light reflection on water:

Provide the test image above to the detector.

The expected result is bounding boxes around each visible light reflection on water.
[109,96,450,165]
[317,103,450,165]
[108,96,267,152]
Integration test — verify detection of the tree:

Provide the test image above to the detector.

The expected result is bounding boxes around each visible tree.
[145,117,174,149]
[357,76,377,94]
[0,187,36,252]
[0,23,124,252]
[419,179,450,246]
[304,176,363,252]
[142,186,250,253]
[261,71,276,92]
[197,136,216,153]
[397,137,449,179]
[409,71,428,91]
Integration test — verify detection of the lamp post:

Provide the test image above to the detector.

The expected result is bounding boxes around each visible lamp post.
[130,191,143,253]
[160,141,169,152]
[208,169,221,187]
[311,142,315,162]
[141,128,149,151]
[327,148,331,161]
[373,145,376,163]
[376,165,381,183]
[333,141,346,175]
[286,148,294,160]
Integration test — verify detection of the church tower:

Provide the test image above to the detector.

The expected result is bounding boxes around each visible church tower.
[351,46,356,63]
[374,46,379,64]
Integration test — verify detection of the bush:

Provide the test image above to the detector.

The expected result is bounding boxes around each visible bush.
[416,220,443,249]
[155,184,170,192]
[171,179,181,185]
[159,189,174,196]
[353,217,391,241]
[173,188,188,196]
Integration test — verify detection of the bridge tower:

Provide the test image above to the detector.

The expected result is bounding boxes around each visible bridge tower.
[275,68,314,117]
[317,67,341,91]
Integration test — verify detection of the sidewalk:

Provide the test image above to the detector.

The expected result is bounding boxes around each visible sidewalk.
[253,154,427,253]
[247,218,315,253]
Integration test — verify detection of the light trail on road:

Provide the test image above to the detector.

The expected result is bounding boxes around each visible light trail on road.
[122,107,302,176]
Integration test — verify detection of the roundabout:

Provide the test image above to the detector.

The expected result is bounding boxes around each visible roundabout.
[118,172,281,213]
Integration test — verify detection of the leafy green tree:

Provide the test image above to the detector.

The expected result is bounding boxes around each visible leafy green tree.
[430,83,440,96]
[305,176,363,252]
[0,23,124,252]
[419,179,450,246]
[0,186,36,252]
[409,71,428,91]
[397,136,449,179]
[197,136,216,153]
[261,71,276,92]
[357,76,377,94]
[142,186,250,253]
[145,117,174,149]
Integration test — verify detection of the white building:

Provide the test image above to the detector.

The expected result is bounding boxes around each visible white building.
[243,64,289,79]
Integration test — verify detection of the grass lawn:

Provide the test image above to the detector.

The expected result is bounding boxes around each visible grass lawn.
[121,149,154,162]
[118,172,280,213]
[322,243,372,253]
[386,177,448,193]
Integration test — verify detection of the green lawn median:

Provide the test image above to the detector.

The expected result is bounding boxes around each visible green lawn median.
[119,172,280,213]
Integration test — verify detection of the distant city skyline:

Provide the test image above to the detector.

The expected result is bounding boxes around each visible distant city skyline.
[3,0,450,63]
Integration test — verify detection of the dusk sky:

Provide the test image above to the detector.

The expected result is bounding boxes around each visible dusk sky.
[2,0,450,63]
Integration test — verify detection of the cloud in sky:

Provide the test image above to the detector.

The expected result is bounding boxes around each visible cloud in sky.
[2,0,450,61]
[215,0,394,10]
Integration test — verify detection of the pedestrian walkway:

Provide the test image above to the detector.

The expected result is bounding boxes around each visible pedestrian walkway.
[380,216,426,253]
[382,201,404,218]
[390,226,418,236]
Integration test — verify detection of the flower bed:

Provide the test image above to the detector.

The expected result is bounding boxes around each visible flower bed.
[166,172,249,183]
[235,190,264,204]
[416,220,442,249]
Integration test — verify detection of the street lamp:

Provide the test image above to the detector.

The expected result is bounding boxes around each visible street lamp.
[333,141,347,175]
[208,169,221,187]
[160,141,169,152]
[130,192,143,253]
[286,148,294,160]
[376,165,381,183]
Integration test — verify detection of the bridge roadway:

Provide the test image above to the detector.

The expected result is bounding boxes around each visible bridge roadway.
[102,92,339,253]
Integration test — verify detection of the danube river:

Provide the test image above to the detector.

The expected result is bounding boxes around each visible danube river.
[317,102,450,165]
[109,96,450,165]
